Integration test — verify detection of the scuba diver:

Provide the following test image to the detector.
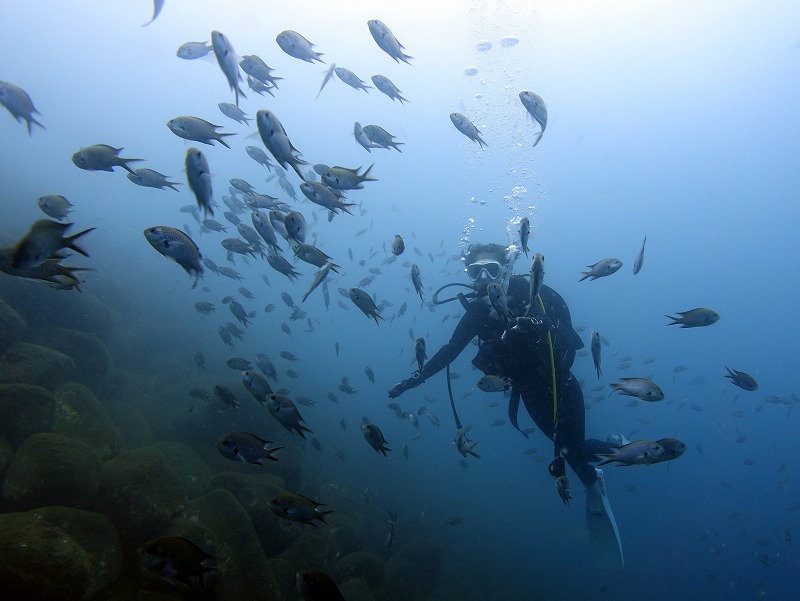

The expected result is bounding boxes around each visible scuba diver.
[388,242,625,570]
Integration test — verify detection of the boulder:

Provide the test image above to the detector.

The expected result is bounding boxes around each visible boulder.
[0,511,92,600]
[0,436,11,482]
[0,383,55,447]
[94,447,187,545]
[0,294,26,353]
[332,550,386,589]
[106,400,153,450]
[0,342,74,389]
[340,578,377,601]
[377,536,443,601]
[52,382,121,460]
[2,432,102,510]
[152,441,214,500]
[25,327,112,387]
[31,506,123,598]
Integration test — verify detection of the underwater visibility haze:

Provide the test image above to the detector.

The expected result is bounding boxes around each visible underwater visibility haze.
[0,0,799,599]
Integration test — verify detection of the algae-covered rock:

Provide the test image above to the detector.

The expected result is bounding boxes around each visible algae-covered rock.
[0,383,55,447]
[152,441,214,500]
[31,506,123,598]
[94,447,187,544]
[0,294,26,353]
[340,578,378,601]
[278,530,336,574]
[329,513,365,557]
[53,382,121,460]
[2,432,102,510]
[106,400,153,450]
[206,471,294,557]
[332,550,386,589]
[0,436,12,482]
[26,327,112,387]
[0,511,92,600]
[0,342,74,388]
[0,278,114,338]
[173,488,283,599]
[378,536,443,601]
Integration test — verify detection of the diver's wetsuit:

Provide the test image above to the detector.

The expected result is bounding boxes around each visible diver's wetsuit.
[417,275,610,486]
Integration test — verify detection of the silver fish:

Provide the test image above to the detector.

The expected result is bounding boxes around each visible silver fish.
[362,124,403,152]
[283,211,306,243]
[185,148,214,218]
[590,330,602,379]
[143,226,202,288]
[449,113,486,147]
[598,440,665,466]
[321,164,376,190]
[217,431,282,465]
[71,144,142,174]
[299,181,354,215]
[241,369,273,404]
[455,428,480,458]
[349,288,384,324]
[267,254,300,281]
[268,394,313,438]
[633,235,646,274]
[391,235,405,256]
[12,220,93,270]
[371,75,407,103]
[177,41,212,60]
[218,102,251,125]
[36,195,73,221]
[302,261,334,303]
[411,264,424,299]
[519,91,547,146]
[354,121,382,153]
[142,0,164,26]
[477,374,511,392]
[316,63,337,99]
[414,337,427,372]
[486,282,514,326]
[361,422,391,456]
[367,19,412,64]
[245,145,273,169]
[580,258,622,281]
[239,54,282,88]
[211,30,246,107]
[519,217,530,256]
[527,253,545,315]
[256,110,308,180]
[127,168,180,191]
[251,211,281,253]
[334,66,371,92]
[0,80,44,135]
[276,30,324,63]
[609,378,665,402]
[167,116,234,148]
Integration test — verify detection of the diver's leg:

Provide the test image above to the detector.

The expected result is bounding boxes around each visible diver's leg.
[558,374,624,570]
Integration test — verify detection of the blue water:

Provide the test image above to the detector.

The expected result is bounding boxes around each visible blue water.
[2,0,799,599]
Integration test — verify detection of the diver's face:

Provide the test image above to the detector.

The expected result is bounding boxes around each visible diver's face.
[466,256,505,295]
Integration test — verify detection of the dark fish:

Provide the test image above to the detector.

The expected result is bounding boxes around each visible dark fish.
[138,536,218,591]
[268,491,332,526]
[217,431,282,465]
[296,569,346,601]
[361,422,390,455]
[724,367,758,391]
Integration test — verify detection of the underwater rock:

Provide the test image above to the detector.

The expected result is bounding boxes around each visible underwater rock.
[340,578,378,601]
[0,383,56,447]
[94,446,187,544]
[25,327,112,387]
[206,471,293,556]
[328,514,365,557]
[278,530,336,574]
[0,341,75,389]
[0,511,92,600]
[377,536,443,601]
[152,441,214,500]
[2,432,102,510]
[53,382,121,461]
[0,294,26,353]
[175,488,283,599]
[106,400,154,449]
[332,550,386,589]
[0,436,11,482]
[0,278,115,338]
[31,506,123,598]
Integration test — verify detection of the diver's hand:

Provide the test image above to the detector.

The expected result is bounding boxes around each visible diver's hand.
[502,315,552,342]
[388,373,424,398]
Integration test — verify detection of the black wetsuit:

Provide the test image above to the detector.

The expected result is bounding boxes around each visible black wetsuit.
[417,275,609,486]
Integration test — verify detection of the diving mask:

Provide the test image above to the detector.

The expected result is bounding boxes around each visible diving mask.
[466,259,503,282]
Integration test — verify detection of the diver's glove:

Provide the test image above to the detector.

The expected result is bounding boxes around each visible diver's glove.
[502,315,552,343]
[388,372,425,398]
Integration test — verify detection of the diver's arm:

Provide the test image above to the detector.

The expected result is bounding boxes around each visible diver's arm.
[388,306,481,397]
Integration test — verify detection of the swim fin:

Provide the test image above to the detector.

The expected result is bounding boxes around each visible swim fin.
[585,468,624,570]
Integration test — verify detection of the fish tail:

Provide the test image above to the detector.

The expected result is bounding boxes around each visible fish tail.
[27,116,46,136]
[217,133,236,149]
[65,227,96,257]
